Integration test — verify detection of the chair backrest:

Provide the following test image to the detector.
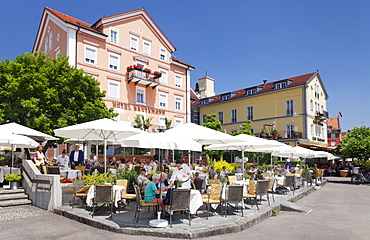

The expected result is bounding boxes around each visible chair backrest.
[75,166,86,176]
[152,165,158,172]
[228,175,237,185]
[73,179,85,193]
[133,184,142,203]
[235,173,244,180]
[194,178,203,190]
[170,189,191,211]
[91,166,105,173]
[116,179,128,195]
[295,170,302,176]
[208,179,220,185]
[209,183,223,200]
[256,180,269,196]
[47,166,60,174]
[248,180,256,195]
[284,175,295,187]
[94,185,113,204]
[318,169,324,177]
[226,185,243,203]
[267,177,275,191]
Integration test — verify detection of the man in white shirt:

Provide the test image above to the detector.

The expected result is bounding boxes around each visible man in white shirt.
[170,160,191,189]
[56,149,69,168]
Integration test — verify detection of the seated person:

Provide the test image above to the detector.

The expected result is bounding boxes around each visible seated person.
[281,166,291,175]
[137,168,150,187]
[156,172,169,198]
[209,166,216,179]
[144,173,165,210]
[56,149,70,168]
[164,167,171,180]
[219,166,229,179]
[266,166,274,178]
[294,164,301,172]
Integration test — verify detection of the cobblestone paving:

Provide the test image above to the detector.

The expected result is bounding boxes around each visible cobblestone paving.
[0,205,51,223]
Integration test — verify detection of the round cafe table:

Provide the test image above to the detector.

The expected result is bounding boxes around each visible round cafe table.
[60,169,82,179]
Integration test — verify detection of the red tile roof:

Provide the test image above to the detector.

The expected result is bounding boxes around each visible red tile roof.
[192,72,317,107]
[45,7,105,35]
[328,117,340,130]
[172,58,195,68]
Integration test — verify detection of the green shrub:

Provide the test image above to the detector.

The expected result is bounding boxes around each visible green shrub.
[4,173,22,182]
[84,172,115,186]
[115,170,139,191]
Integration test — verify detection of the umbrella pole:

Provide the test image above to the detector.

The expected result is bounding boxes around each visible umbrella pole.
[242,150,244,180]
[10,144,14,174]
[104,139,107,173]
[188,151,190,166]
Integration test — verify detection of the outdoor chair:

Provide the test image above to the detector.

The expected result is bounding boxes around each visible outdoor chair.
[133,184,158,223]
[207,179,220,186]
[201,183,224,220]
[301,171,312,187]
[47,166,60,175]
[221,185,244,217]
[72,180,90,208]
[228,175,237,185]
[164,189,191,228]
[244,180,269,210]
[278,174,295,195]
[91,185,113,218]
[91,166,104,173]
[75,166,86,176]
[243,180,258,209]
[116,179,136,210]
[193,178,204,192]
[295,170,302,176]
[267,177,276,202]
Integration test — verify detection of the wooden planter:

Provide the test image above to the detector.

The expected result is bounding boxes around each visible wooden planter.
[339,170,349,177]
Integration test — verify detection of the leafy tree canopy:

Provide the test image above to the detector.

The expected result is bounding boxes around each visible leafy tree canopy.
[202,113,221,131]
[230,120,253,136]
[0,52,116,138]
[339,126,370,160]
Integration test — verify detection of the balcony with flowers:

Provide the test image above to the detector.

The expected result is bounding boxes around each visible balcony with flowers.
[126,65,161,88]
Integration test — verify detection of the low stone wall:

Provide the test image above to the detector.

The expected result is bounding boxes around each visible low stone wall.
[22,160,61,211]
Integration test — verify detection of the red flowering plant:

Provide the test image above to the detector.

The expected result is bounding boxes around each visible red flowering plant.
[61,178,73,183]
[127,65,134,72]
[153,71,162,78]
[133,65,143,71]
[143,68,152,73]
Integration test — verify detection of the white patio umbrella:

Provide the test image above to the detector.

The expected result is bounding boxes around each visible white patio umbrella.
[54,118,144,173]
[0,122,58,141]
[205,134,286,175]
[271,146,314,158]
[0,133,39,172]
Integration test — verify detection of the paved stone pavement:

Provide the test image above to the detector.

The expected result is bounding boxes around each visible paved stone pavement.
[1,177,369,239]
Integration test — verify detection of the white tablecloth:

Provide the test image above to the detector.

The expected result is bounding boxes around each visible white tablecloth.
[234,180,250,194]
[189,189,203,214]
[86,185,126,208]
[0,167,21,183]
[60,170,81,179]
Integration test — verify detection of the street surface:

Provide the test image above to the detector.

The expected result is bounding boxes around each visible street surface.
[1,177,369,240]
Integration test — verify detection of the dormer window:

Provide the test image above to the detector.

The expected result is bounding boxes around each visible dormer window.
[200,99,209,105]
[221,95,230,101]
[246,89,256,96]
[275,82,286,89]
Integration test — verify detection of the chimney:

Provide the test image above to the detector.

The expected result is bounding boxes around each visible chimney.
[263,79,267,85]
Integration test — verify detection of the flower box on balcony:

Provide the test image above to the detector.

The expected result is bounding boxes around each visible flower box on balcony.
[153,71,162,78]
[127,65,134,72]
[143,68,152,73]
[134,65,143,71]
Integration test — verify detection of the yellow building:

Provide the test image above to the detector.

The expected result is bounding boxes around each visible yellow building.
[192,72,329,150]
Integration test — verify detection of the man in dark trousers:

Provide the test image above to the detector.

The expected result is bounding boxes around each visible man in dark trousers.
[69,144,84,169]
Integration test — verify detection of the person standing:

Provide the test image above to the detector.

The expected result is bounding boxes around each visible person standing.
[170,160,191,189]
[69,144,84,169]
[56,149,69,168]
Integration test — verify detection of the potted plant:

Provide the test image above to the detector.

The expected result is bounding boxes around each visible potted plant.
[126,65,134,72]
[153,71,162,78]
[260,130,266,139]
[272,129,279,140]
[4,173,23,189]
[143,68,151,74]
[133,65,143,71]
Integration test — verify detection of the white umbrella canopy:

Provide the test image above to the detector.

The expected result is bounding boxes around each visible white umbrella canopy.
[0,133,39,148]
[271,146,315,158]
[0,122,58,141]
[164,123,239,145]
[54,118,144,172]
[121,132,202,152]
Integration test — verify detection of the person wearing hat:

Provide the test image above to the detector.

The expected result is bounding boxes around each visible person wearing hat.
[170,160,191,189]
[294,164,301,172]
[137,168,150,187]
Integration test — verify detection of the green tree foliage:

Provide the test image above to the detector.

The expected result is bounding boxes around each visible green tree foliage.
[202,113,221,131]
[339,126,370,160]
[164,117,172,130]
[134,115,153,131]
[230,120,253,136]
[0,52,116,142]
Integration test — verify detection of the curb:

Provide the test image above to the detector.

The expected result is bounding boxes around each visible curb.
[54,179,327,239]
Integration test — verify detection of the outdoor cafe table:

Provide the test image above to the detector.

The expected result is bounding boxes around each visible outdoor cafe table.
[60,169,82,179]
[86,185,126,208]
[0,166,21,183]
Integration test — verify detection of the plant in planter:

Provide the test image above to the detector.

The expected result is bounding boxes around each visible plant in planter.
[133,65,143,71]
[143,68,151,73]
[4,173,23,189]
[126,65,134,72]
[272,129,279,139]
[260,130,267,138]
[153,71,162,78]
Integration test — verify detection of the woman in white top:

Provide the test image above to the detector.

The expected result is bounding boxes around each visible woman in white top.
[33,145,49,167]
[266,166,275,178]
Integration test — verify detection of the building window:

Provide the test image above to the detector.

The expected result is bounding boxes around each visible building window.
[175,118,182,126]
[315,125,321,137]
[159,116,166,127]
[85,46,97,64]
[130,35,138,51]
[286,100,294,116]
[221,95,230,101]
[159,93,167,108]
[48,33,53,50]
[45,39,49,52]
[108,53,119,70]
[136,86,145,104]
[110,28,118,44]
[276,82,286,89]
[246,89,256,96]
[108,80,119,99]
[331,133,336,138]
[311,124,314,135]
[55,49,60,58]
[175,97,182,111]
[160,47,166,61]
[202,114,207,123]
[322,127,325,138]
[331,140,336,146]
[143,40,151,55]
[200,99,209,105]
[175,74,182,88]
[310,99,313,111]
[159,69,168,84]
[246,106,253,120]
[218,111,224,124]
[286,124,294,138]
[231,109,237,123]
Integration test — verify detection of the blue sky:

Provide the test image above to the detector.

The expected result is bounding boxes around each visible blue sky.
[1,0,369,132]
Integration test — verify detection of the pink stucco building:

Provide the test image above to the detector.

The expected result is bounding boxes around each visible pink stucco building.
[33,7,194,133]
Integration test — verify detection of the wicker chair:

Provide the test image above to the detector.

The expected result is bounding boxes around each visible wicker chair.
[267,177,276,202]
[165,189,191,228]
[72,179,89,208]
[133,184,158,223]
[244,180,269,210]
[221,185,244,217]
[116,179,136,209]
[227,175,237,185]
[278,174,295,195]
[207,179,220,186]
[201,183,224,220]
[91,185,113,218]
